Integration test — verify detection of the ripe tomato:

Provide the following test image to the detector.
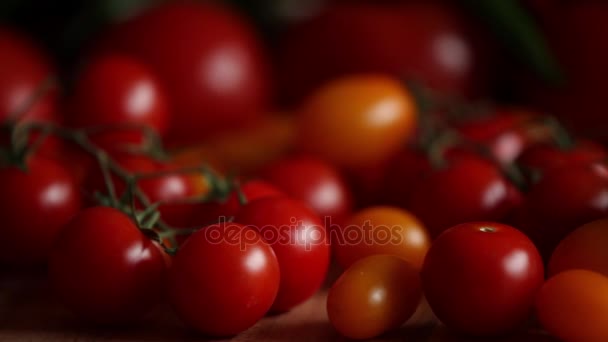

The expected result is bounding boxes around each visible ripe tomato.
[454,108,550,165]
[85,155,205,227]
[235,197,330,312]
[168,222,279,336]
[536,270,608,342]
[99,1,271,145]
[513,162,608,259]
[222,180,283,217]
[297,75,417,167]
[261,156,353,223]
[405,156,521,238]
[277,3,494,105]
[327,255,422,340]
[0,157,81,265]
[517,140,607,176]
[49,206,167,324]
[421,222,544,336]
[549,218,608,277]
[67,54,169,152]
[333,206,430,270]
[0,27,57,124]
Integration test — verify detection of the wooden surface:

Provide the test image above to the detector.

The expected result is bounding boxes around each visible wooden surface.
[0,270,557,341]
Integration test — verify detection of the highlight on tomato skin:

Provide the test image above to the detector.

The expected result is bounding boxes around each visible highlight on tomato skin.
[327,255,422,340]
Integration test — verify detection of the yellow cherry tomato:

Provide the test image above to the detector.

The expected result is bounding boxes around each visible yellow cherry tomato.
[334,206,430,270]
[536,270,608,342]
[297,74,417,167]
[327,255,422,339]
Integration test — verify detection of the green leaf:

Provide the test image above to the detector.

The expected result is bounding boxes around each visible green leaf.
[463,0,563,84]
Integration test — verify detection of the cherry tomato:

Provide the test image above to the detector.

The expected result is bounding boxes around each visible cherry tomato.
[536,270,608,342]
[549,218,608,277]
[49,206,167,324]
[422,222,544,336]
[517,140,607,176]
[67,54,169,152]
[297,75,417,167]
[0,157,81,265]
[327,255,422,340]
[85,155,205,227]
[222,180,283,217]
[168,222,279,336]
[261,156,353,223]
[513,162,608,259]
[0,27,60,156]
[235,197,330,312]
[334,206,430,270]
[0,27,57,124]
[454,109,550,165]
[405,156,521,238]
[278,3,494,105]
[99,1,271,145]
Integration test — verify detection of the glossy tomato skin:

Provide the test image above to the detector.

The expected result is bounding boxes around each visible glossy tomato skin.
[0,27,57,124]
[327,255,422,340]
[235,197,330,312]
[454,109,550,165]
[49,206,167,324]
[517,140,607,176]
[334,206,431,270]
[222,180,283,217]
[85,155,203,227]
[278,3,493,105]
[0,157,81,265]
[513,162,608,259]
[67,54,169,151]
[421,222,544,336]
[261,156,353,224]
[536,270,608,342]
[100,1,271,145]
[168,223,280,336]
[297,75,417,167]
[549,218,608,277]
[405,157,521,238]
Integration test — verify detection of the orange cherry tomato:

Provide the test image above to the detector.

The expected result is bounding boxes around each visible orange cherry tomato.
[549,218,608,277]
[333,206,430,270]
[536,270,608,342]
[327,255,422,340]
[297,74,417,167]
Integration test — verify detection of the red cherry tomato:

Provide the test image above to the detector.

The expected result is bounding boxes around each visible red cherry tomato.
[0,157,81,265]
[236,197,330,312]
[261,156,353,224]
[0,27,60,155]
[67,54,169,152]
[85,155,204,227]
[222,179,283,217]
[49,206,167,324]
[0,27,57,124]
[422,222,544,336]
[549,218,608,277]
[513,162,608,259]
[517,140,607,176]
[405,156,521,238]
[327,255,422,339]
[168,222,280,336]
[277,2,494,105]
[100,1,271,145]
[454,109,550,165]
